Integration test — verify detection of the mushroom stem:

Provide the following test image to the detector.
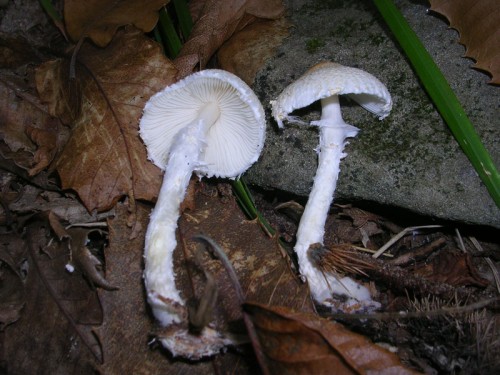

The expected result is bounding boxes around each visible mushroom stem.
[296,96,359,247]
[294,95,367,303]
[144,109,218,326]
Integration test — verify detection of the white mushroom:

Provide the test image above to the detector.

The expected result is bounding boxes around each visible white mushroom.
[140,70,266,330]
[271,62,392,309]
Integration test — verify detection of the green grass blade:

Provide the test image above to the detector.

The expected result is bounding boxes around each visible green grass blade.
[152,27,166,55]
[173,0,193,40]
[158,7,182,58]
[231,178,276,236]
[39,0,67,39]
[39,0,62,23]
[373,0,500,208]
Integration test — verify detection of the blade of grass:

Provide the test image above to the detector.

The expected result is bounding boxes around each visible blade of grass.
[157,7,182,58]
[373,0,500,207]
[231,178,276,237]
[152,27,166,55]
[173,0,193,41]
[39,0,68,40]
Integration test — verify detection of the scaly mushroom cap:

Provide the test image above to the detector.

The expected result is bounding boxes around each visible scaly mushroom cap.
[140,69,266,178]
[271,61,392,127]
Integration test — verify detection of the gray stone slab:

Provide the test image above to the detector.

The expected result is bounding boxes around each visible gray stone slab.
[246,0,500,228]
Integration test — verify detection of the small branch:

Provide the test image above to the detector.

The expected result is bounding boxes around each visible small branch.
[372,225,443,258]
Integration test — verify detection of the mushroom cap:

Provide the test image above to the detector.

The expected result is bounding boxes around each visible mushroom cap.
[140,70,266,178]
[271,61,392,127]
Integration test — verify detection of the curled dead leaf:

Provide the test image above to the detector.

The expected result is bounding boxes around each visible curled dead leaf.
[25,123,60,176]
[64,0,169,47]
[218,18,290,85]
[175,0,285,77]
[68,227,118,291]
[244,302,422,375]
[413,250,489,288]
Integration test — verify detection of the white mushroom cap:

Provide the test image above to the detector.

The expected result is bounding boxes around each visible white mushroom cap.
[140,69,266,178]
[271,62,392,128]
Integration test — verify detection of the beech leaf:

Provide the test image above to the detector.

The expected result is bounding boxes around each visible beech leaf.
[175,0,285,78]
[64,0,169,47]
[429,0,500,84]
[245,302,422,375]
[218,18,290,85]
[36,27,178,212]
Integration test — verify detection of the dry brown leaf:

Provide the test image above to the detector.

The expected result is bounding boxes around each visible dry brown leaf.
[0,73,69,174]
[4,222,103,373]
[0,33,40,69]
[34,59,81,126]
[412,250,490,288]
[25,122,60,176]
[0,233,26,329]
[430,0,500,84]
[218,18,290,85]
[36,27,177,212]
[245,302,422,375]
[177,181,313,318]
[175,0,285,78]
[8,186,115,225]
[64,0,169,47]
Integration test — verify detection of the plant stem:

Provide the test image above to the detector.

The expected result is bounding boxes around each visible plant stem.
[374,0,500,207]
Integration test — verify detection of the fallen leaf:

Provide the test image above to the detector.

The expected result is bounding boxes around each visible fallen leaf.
[8,186,115,225]
[0,73,68,173]
[25,122,61,175]
[4,221,103,373]
[64,0,169,47]
[413,250,490,288]
[0,33,40,69]
[0,233,26,329]
[218,18,290,85]
[68,227,118,291]
[36,27,177,212]
[175,0,285,78]
[429,0,500,84]
[177,181,313,321]
[244,302,422,375]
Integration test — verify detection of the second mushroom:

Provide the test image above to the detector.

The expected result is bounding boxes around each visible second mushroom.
[271,62,392,309]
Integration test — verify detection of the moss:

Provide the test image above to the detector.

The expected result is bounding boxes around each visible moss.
[305,38,325,54]
[367,33,386,46]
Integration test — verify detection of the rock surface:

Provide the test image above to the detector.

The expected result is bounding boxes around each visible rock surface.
[245,0,500,228]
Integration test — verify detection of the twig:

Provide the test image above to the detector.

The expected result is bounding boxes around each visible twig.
[372,225,443,258]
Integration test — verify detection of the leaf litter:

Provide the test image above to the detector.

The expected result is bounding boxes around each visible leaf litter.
[0,0,499,374]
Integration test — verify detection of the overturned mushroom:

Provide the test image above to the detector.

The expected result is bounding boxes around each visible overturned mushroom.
[271,62,392,309]
[140,69,265,356]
